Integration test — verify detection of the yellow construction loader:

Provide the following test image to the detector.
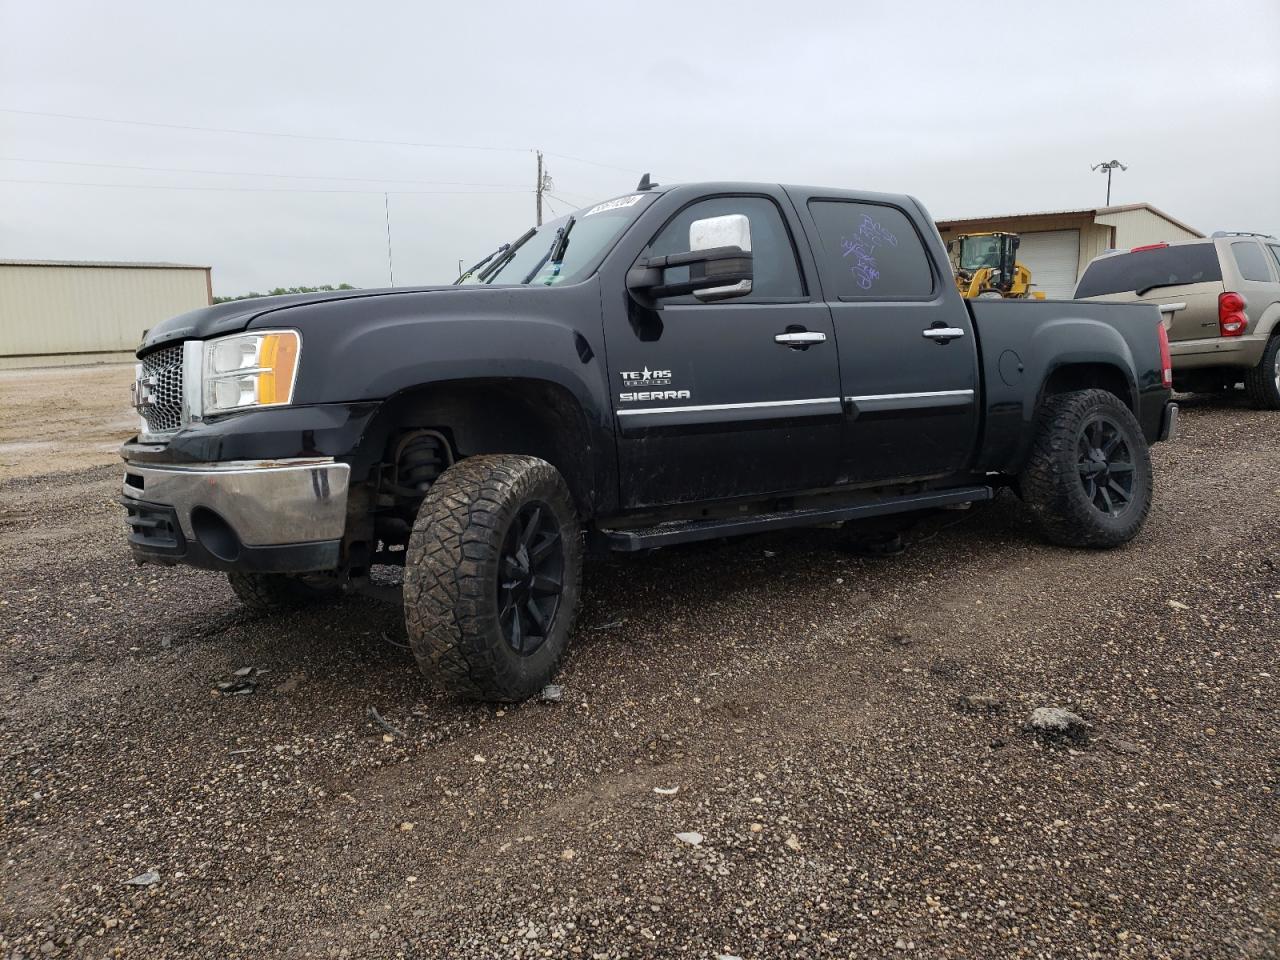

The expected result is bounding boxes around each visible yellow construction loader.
[948,232,1045,299]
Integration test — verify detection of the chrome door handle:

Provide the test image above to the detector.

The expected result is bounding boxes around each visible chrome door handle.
[775,332,827,346]
[922,327,966,342]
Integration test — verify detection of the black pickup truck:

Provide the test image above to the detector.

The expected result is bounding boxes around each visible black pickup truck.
[121,180,1178,700]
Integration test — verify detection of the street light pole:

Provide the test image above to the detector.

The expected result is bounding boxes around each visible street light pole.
[1091,160,1128,206]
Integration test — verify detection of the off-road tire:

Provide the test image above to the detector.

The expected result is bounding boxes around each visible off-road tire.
[402,455,582,702]
[227,572,344,612]
[1018,389,1153,548]
[1243,335,1280,410]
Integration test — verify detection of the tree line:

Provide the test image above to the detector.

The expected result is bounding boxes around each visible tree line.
[212,283,356,304]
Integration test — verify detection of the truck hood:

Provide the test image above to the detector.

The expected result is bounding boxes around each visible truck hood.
[138,285,461,356]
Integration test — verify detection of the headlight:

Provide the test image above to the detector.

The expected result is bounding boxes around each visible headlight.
[202,330,301,416]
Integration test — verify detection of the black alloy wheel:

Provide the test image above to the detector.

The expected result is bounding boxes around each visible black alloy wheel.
[1018,388,1153,549]
[1076,416,1135,518]
[498,501,564,655]
[403,454,582,701]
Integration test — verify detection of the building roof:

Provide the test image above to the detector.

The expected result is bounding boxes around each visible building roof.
[935,202,1203,238]
[0,258,211,270]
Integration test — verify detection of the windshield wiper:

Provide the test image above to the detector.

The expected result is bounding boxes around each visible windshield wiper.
[455,245,506,284]
[470,227,537,284]
[1135,281,1188,296]
[521,217,576,285]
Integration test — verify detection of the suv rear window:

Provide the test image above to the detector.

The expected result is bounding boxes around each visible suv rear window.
[1075,244,1221,298]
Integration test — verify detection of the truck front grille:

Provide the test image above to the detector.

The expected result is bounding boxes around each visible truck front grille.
[138,344,185,433]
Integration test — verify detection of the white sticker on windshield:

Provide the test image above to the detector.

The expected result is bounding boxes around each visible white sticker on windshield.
[584,194,643,217]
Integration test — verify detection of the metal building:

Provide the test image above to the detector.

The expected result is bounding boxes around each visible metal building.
[0,259,212,369]
[935,203,1203,299]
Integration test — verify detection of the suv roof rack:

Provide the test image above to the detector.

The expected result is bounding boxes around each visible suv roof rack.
[1211,230,1277,240]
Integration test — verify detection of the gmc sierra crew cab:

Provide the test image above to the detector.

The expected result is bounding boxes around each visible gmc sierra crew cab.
[121,179,1178,701]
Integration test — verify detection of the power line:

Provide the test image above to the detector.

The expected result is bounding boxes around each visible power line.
[0,106,532,155]
[543,150,646,176]
[548,188,604,203]
[0,177,530,196]
[545,193,582,212]
[0,155,527,188]
[2,107,658,180]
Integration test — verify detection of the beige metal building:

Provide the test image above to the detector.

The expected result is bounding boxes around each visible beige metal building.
[936,203,1203,299]
[0,259,212,369]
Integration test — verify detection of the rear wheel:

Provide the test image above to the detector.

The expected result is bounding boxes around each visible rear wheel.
[228,572,344,612]
[402,455,582,702]
[1243,336,1280,409]
[1018,389,1153,548]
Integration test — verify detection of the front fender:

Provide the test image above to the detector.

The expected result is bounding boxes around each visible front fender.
[246,279,615,508]
[270,282,605,410]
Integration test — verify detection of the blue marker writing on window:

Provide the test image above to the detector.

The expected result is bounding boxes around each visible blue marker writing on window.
[841,215,898,290]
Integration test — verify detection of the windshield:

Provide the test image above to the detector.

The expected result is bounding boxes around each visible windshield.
[466,193,652,286]
[957,235,1003,272]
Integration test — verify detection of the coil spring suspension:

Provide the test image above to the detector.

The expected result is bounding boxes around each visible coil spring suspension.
[394,430,452,496]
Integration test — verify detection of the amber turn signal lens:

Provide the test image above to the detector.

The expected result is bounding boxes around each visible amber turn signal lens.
[256,332,300,405]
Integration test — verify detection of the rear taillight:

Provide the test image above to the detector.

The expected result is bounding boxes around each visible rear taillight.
[1157,322,1173,389]
[1218,291,1248,337]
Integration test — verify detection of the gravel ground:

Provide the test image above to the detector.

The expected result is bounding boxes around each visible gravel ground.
[1,366,1277,960]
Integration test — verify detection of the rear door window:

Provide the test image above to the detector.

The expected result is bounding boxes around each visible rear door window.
[1232,241,1274,282]
[1075,243,1222,298]
[806,201,935,300]
[1268,244,1280,274]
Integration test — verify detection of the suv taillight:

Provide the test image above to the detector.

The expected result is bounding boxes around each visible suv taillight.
[1157,322,1173,389]
[1219,292,1248,337]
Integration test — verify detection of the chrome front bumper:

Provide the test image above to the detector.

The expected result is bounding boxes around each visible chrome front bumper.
[121,457,350,570]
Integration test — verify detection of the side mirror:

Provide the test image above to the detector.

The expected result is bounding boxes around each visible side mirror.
[688,215,753,302]
[626,213,753,306]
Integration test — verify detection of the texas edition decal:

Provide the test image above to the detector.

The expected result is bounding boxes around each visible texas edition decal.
[618,368,691,403]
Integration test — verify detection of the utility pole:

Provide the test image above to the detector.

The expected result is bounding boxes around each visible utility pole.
[383,192,395,287]
[535,150,553,226]
[1091,160,1128,206]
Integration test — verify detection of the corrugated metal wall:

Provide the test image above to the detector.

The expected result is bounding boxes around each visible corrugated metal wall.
[0,264,210,361]
[1078,223,1114,274]
[1096,208,1201,249]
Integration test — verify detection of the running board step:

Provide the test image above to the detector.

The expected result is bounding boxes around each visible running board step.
[601,486,993,552]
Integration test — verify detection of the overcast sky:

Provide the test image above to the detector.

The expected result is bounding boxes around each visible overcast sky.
[2,0,1277,296]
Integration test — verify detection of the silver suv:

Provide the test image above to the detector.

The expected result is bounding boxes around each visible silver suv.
[1075,233,1280,408]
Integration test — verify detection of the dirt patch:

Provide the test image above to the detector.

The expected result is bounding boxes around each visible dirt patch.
[0,364,136,481]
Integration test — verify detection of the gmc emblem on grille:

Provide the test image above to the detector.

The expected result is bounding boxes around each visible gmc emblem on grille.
[131,374,158,411]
